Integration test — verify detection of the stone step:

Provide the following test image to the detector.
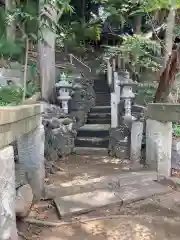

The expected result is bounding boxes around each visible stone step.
[87,118,111,124]
[75,137,109,148]
[77,124,110,138]
[88,112,111,119]
[95,93,110,106]
[94,81,110,93]
[90,106,111,114]
[54,180,171,218]
[73,147,109,155]
[45,171,158,199]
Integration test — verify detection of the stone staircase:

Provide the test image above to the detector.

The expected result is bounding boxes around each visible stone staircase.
[74,77,111,155]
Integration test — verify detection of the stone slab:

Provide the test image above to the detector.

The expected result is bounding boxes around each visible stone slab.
[54,180,170,218]
[54,189,122,218]
[119,181,172,204]
[145,103,180,122]
[45,171,157,198]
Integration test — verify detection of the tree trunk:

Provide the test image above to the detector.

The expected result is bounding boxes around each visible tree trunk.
[5,0,16,41]
[134,15,142,34]
[154,0,176,103]
[38,0,57,102]
[163,2,176,68]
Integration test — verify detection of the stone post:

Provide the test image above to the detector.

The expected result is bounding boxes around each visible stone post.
[17,124,45,201]
[111,71,120,128]
[0,146,18,240]
[146,119,172,177]
[130,120,144,167]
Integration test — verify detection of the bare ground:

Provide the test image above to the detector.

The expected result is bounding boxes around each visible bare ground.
[17,155,180,240]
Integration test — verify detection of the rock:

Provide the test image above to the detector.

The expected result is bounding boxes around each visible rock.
[61,117,73,125]
[51,117,61,129]
[15,184,33,218]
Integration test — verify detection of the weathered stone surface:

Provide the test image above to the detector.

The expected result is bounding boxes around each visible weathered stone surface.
[42,103,77,163]
[118,181,171,204]
[70,75,95,129]
[0,146,18,239]
[54,189,122,218]
[146,119,172,177]
[171,138,180,170]
[109,125,130,159]
[130,121,144,166]
[172,138,180,151]
[54,180,170,218]
[45,171,157,198]
[0,104,41,149]
[15,184,33,218]
[15,162,27,189]
[17,124,45,201]
[145,103,180,122]
[0,104,40,125]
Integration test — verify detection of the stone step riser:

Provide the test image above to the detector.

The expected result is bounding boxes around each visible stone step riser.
[94,88,110,93]
[90,106,111,114]
[87,119,111,124]
[77,129,109,138]
[95,95,110,106]
[75,138,109,148]
[73,147,109,156]
[88,113,111,119]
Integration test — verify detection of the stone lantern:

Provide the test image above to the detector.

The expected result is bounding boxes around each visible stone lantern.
[55,73,72,114]
[118,70,137,125]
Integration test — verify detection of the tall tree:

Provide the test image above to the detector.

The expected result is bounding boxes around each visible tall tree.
[154,0,177,102]
[6,0,16,41]
[38,0,57,102]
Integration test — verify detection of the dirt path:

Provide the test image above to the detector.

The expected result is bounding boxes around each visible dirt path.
[17,155,180,239]
[18,192,180,240]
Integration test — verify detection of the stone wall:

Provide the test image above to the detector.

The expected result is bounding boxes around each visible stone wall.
[42,74,95,170]
[42,104,77,167]
[0,104,44,239]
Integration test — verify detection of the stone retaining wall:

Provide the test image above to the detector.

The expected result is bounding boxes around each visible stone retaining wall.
[42,75,95,167]
[0,104,45,240]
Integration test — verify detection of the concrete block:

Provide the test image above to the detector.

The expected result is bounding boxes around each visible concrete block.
[146,119,172,177]
[130,121,144,165]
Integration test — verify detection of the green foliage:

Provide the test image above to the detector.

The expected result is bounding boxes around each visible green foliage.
[0,79,39,106]
[135,83,157,105]
[101,35,162,76]
[0,38,24,60]
[173,123,180,137]
[0,86,23,106]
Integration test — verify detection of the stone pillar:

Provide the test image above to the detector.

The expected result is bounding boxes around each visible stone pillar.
[17,124,45,201]
[130,120,144,167]
[111,72,120,128]
[0,146,18,240]
[146,119,172,177]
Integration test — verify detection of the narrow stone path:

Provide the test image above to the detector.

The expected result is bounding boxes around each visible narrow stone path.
[74,76,111,155]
